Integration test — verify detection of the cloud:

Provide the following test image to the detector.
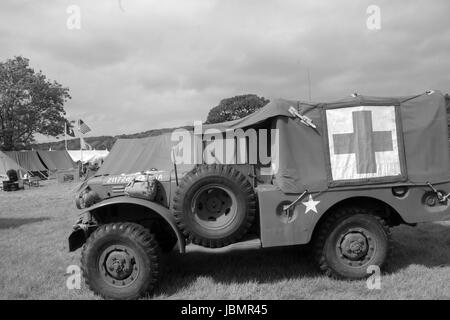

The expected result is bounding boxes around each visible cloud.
[0,0,449,140]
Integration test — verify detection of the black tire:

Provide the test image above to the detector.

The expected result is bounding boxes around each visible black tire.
[313,207,392,279]
[173,164,256,248]
[158,236,177,253]
[153,221,178,253]
[81,223,160,299]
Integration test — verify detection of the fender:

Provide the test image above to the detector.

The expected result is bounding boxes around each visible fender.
[79,196,186,253]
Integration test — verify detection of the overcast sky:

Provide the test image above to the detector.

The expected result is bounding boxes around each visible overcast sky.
[1,0,449,140]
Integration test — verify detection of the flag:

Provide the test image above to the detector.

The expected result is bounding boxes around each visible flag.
[326,106,401,181]
[80,136,93,150]
[78,119,91,134]
[66,121,76,137]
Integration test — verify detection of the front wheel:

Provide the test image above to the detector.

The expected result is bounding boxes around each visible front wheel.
[81,223,160,299]
[313,208,392,279]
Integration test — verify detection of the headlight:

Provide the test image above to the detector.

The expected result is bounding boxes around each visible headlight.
[75,188,99,209]
[75,193,84,209]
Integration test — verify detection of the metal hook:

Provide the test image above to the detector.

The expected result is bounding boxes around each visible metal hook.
[283,190,308,213]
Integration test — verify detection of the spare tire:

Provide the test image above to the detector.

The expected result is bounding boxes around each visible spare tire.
[173,164,256,248]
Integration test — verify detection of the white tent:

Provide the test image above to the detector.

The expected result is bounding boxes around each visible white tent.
[67,150,109,164]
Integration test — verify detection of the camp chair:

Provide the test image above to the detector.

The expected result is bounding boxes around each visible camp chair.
[28,175,40,187]
[23,172,40,187]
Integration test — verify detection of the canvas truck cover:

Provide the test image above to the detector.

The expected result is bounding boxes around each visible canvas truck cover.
[98,91,449,194]
[202,90,450,193]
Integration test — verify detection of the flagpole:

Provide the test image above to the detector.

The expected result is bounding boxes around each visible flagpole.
[77,119,92,177]
[79,120,83,174]
[64,122,68,150]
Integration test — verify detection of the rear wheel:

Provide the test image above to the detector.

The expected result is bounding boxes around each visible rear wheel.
[313,208,392,279]
[81,223,160,299]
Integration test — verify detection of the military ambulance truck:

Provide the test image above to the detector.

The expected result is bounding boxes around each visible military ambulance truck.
[69,90,450,299]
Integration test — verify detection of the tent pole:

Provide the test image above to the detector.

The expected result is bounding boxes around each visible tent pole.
[78,119,84,176]
[80,139,83,175]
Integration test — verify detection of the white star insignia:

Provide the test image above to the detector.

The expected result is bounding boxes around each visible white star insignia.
[302,194,320,214]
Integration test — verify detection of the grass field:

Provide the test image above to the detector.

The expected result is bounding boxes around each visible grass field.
[0,180,449,300]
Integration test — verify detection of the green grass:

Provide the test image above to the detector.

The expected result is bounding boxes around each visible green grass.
[0,180,449,300]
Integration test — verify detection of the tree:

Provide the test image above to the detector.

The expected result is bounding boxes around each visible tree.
[0,56,71,150]
[206,94,270,124]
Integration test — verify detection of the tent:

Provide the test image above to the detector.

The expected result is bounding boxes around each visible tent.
[0,151,27,178]
[97,134,193,176]
[5,151,48,172]
[37,150,76,171]
[99,91,450,194]
[67,150,109,164]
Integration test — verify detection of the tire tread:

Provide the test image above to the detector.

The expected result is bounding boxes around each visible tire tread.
[81,222,160,299]
[312,207,393,279]
[173,164,256,248]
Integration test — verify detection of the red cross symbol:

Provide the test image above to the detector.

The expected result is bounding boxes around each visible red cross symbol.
[332,110,393,174]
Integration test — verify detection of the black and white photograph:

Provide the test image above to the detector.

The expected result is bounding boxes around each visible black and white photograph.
[0,0,449,306]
